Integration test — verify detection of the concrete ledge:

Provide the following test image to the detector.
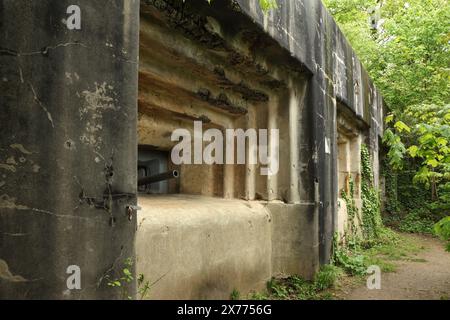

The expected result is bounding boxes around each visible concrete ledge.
[136,195,272,299]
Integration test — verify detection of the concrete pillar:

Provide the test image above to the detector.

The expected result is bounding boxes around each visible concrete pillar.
[0,0,139,299]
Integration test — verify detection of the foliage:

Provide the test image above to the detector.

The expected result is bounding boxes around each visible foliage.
[257,0,278,12]
[381,163,445,234]
[341,179,359,237]
[332,244,367,276]
[107,258,134,300]
[434,216,450,251]
[324,0,450,111]
[249,266,341,300]
[137,273,152,300]
[230,289,240,300]
[381,160,401,215]
[382,105,450,232]
[361,145,384,239]
[314,265,342,291]
[250,230,423,300]
[106,258,151,300]
[383,105,450,199]
[333,228,423,275]
[398,209,435,234]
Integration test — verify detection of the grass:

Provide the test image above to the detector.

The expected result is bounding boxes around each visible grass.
[230,289,240,300]
[361,230,424,272]
[247,229,426,300]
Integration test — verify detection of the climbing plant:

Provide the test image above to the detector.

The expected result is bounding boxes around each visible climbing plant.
[361,145,383,240]
[341,179,358,239]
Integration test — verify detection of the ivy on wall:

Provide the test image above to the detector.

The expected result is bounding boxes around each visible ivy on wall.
[341,180,358,239]
[340,144,384,242]
[361,145,383,240]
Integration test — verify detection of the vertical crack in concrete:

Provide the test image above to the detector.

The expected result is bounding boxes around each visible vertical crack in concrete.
[28,83,54,128]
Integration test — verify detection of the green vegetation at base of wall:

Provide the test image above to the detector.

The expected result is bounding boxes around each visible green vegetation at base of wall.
[246,231,423,300]
[246,265,342,300]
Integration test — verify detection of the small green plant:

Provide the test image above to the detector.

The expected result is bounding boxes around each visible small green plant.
[107,258,134,300]
[106,258,152,300]
[333,246,367,276]
[266,278,289,299]
[230,289,240,300]
[258,0,278,12]
[137,274,151,300]
[314,265,342,291]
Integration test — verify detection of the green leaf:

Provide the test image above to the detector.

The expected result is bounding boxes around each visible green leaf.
[427,158,439,168]
[258,0,278,12]
[394,121,411,133]
[123,268,132,276]
[385,114,394,125]
[437,137,448,147]
[408,145,419,157]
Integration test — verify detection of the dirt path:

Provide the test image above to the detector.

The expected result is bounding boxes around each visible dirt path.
[341,234,450,300]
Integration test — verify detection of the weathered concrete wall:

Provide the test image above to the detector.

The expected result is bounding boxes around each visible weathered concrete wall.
[0,1,139,299]
[267,202,318,279]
